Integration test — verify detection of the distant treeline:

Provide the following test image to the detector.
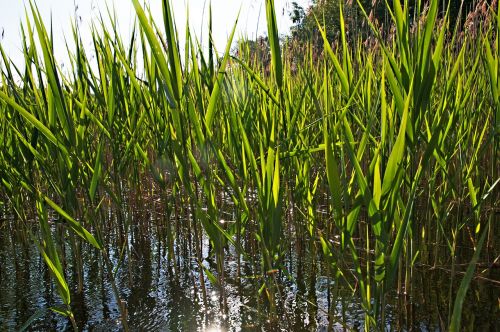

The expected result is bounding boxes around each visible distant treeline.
[288,0,489,43]
[234,1,492,79]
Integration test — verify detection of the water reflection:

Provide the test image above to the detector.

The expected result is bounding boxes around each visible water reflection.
[0,213,499,331]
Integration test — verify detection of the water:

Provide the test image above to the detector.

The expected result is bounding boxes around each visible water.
[0,207,499,331]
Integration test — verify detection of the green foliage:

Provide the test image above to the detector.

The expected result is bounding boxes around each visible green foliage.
[289,0,483,46]
[0,0,497,330]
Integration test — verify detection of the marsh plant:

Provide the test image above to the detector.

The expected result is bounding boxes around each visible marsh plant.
[0,0,498,330]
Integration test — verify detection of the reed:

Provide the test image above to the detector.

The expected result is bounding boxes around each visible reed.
[0,0,497,330]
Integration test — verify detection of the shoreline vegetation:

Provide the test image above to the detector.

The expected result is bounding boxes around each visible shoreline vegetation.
[0,0,498,330]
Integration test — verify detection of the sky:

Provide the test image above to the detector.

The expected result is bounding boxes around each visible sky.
[0,0,311,68]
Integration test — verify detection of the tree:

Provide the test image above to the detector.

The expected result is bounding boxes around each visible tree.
[288,0,484,47]
[289,0,385,45]
[233,36,272,73]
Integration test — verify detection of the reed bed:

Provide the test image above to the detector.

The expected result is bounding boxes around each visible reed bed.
[0,0,498,330]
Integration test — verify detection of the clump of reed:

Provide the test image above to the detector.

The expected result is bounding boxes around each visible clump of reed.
[0,0,498,330]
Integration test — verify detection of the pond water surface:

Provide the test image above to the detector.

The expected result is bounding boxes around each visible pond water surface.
[0,205,498,331]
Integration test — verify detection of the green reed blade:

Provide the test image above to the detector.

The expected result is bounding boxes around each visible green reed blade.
[162,0,183,104]
[89,141,104,203]
[0,90,67,155]
[316,19,349,97]
[449,217,490,332]
[43,196,102,250]
[29,1,75,146]
[131,0,175,108]
[381,77,413,197]
[265,0,283,89]
[205,14,239,133]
